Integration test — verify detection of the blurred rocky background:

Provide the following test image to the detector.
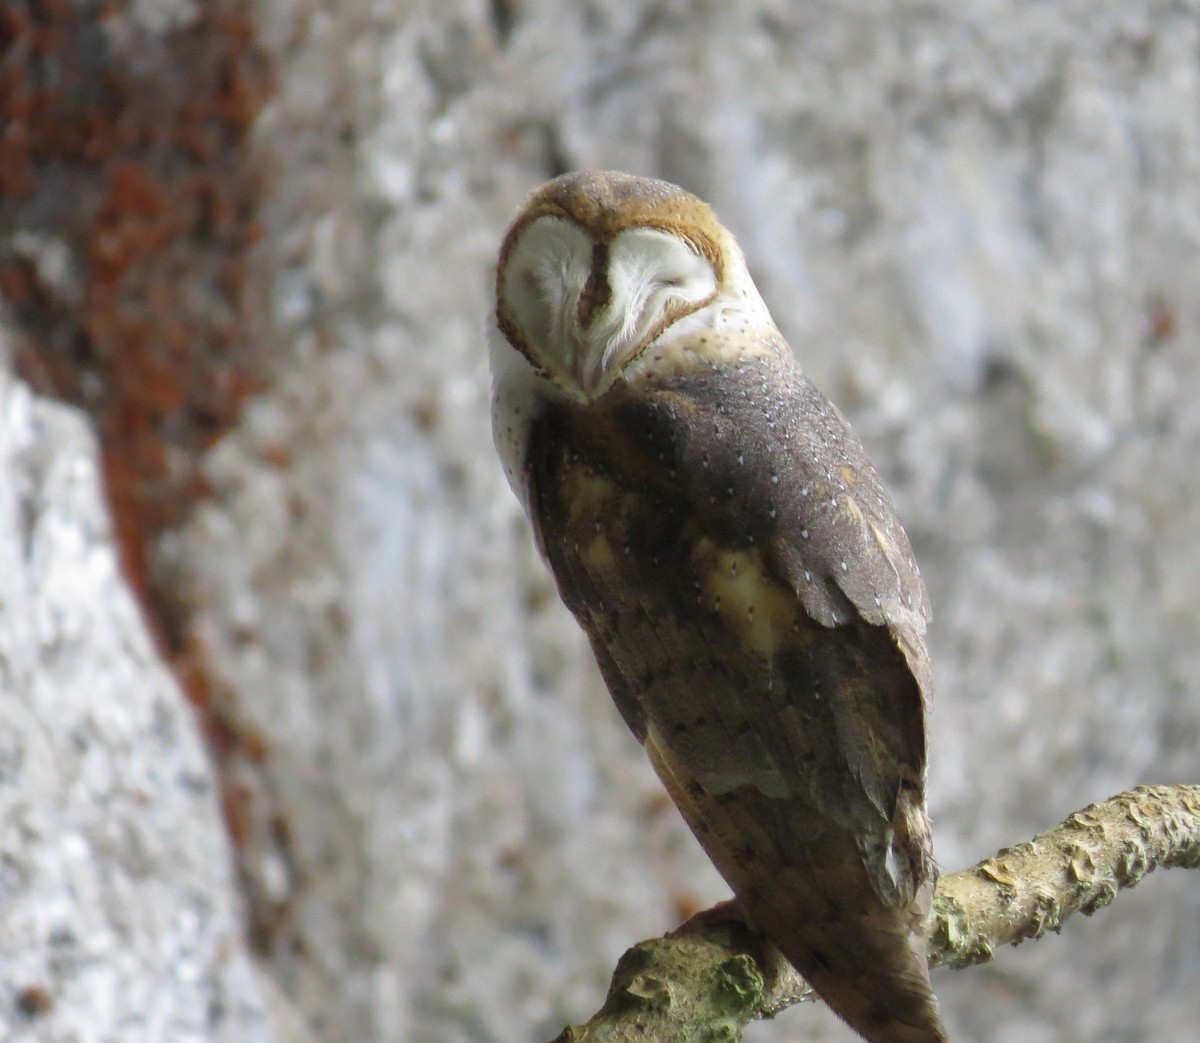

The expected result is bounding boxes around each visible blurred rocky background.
[2,1,1199,1040]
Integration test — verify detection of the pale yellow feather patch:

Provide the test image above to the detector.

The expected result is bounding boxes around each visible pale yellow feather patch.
[695,540,799,664]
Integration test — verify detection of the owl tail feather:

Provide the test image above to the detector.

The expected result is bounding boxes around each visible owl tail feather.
[643,729,948,1042]
[741,864,949,1043]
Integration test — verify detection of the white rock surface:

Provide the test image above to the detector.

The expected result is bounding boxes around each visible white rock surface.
[6,2,1200,1042]
[0,361,282,1041]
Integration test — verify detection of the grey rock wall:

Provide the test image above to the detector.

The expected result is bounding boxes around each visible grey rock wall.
[3,1,1200,1041]
[0,359,281,1041]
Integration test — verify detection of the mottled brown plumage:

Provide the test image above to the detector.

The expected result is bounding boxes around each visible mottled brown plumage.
[489,171,947,1043]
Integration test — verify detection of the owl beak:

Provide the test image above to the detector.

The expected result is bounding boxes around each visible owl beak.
[569,337,610,399]
[569,262,616,397]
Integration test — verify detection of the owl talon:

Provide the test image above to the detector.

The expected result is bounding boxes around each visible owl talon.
[671,897,759,937]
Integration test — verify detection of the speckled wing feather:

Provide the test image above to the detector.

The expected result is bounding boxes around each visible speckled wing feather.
[524,332,944,1043]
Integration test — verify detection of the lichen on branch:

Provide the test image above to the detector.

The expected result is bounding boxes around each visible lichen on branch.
[551,784,1200,1043]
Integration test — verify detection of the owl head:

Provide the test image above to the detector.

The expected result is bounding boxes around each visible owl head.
[491,171,766,402]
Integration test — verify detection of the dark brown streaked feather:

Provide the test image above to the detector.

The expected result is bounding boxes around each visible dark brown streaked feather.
[524,334,946,1043]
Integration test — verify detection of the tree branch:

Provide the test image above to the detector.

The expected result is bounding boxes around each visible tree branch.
[550,784,1200,1042]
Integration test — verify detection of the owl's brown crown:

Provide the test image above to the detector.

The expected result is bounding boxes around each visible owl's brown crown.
[498,171,725,281]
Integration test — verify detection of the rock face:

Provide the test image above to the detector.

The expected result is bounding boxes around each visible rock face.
[3,2,1200,1042]
[0,365,281,1042]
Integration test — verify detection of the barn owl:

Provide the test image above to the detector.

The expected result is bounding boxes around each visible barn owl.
[488,171,947,1043]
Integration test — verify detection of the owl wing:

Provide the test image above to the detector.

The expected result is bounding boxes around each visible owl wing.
[523,339,942,1041]
[525,338,934,882]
